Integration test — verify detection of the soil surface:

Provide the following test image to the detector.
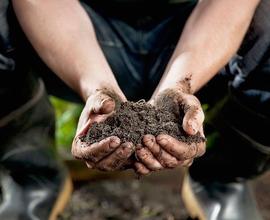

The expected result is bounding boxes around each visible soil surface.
[58,169,188,220]
[81,101,205,145]
[59,180,186,220]
[58,170,270,220]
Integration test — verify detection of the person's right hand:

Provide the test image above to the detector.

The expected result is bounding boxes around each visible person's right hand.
[72,88,135,171]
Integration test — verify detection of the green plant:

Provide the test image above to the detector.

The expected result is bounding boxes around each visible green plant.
[50,96,83,150]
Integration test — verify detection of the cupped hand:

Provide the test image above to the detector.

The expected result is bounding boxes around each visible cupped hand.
[134,88,206,175]
[72,88,135,171]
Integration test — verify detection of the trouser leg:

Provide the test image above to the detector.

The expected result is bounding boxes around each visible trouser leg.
[0,79,72,220]
[0,2,72,219]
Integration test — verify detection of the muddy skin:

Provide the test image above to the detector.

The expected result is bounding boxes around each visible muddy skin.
[95,87,123,110]
[176,74,192,94]
[81,99,205,146]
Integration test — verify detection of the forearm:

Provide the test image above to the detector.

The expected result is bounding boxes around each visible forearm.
[12,0,123,101]
[154,0,260,96]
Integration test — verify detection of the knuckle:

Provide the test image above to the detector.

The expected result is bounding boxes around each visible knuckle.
[157,135,171,148]
[111,158,123,169]
[116,147,131,159]
[71,146,82,159]
[98,164,112,171]
[82,150,98,162]
[164,158,178,168]
[167,147,178,158]
[182,159,192,167]
[186,143,198,159]
[197,144,206,157]
[143,135,155,146]
[109,137,120,149]
[138,149,150,160]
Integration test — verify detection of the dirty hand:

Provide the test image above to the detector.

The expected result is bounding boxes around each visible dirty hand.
[72,88,135,171]
[134,88,206,175]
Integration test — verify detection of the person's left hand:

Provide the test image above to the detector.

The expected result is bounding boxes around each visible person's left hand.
[134,88,206,175]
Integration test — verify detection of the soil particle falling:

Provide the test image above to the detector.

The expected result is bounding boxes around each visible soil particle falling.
[81,100,205,145]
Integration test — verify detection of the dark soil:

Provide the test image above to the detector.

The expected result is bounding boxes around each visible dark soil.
[81,101,205,145]
[59,180,186,220]
[58,177,188,220]
[58,170,270,220]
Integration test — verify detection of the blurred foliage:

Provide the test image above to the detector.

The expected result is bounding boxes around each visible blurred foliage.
[50,96,83,150]
[202,103,209,112]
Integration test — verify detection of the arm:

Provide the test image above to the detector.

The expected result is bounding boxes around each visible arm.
[135,0,260,175]
[12,0,133,171]
[12,0,124,101]
[154,0,260,95]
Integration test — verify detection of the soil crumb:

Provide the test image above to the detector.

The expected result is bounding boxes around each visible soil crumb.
[81,100,205,145]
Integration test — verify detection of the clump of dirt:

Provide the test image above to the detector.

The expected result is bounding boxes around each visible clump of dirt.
[81,100,205,145]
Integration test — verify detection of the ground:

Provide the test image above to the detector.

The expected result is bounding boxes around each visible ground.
[58,167,270,220]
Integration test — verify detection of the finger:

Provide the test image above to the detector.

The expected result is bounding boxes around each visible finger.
[143,135,159,155]
[136,147,163,171]
[197,126,206,157]
[76,93,115,136]
[72,136,120,162]
[99,97,115,114]
[156,134,201,160]
[77,117,97,138]
[76,107,92,136]
[143,135,178,168]
[134,162,151,175]
[179,159,194,167]
[95,142,135,171]
[183,106,204,135]
[180,94,204,135]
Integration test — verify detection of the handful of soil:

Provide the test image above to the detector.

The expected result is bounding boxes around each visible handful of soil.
[81,100,205,145]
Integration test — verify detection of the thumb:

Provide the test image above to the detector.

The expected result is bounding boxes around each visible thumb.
[182,105,204,135]
[75,93,115,136]
[89,92,115,115]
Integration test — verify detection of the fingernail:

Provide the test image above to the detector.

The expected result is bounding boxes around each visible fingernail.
[123,145,134,155]
[188,120,198,134]
[111,137,120,144]
[144,135,155,146]
[100,98,115,114]
[154,162,163,170]
[101,97,113,105]
[86,162,93,169]
[157,137,167,145]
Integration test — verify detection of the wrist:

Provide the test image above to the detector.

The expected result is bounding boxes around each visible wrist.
[151,75,193,103]
[153,54,195,97]
[79,77,125,102]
